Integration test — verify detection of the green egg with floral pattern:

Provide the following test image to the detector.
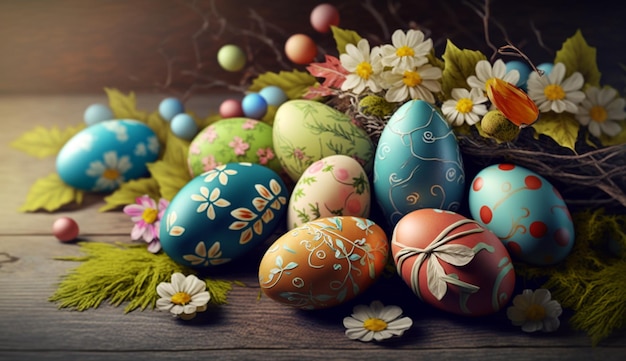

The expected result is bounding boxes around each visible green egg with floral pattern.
[160,162,288,268]
[187,118,282,176]
[273,99,375,182]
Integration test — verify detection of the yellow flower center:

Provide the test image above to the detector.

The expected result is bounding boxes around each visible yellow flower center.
[142,208,158,224]
[363,317,388,332]
[171,292,192,305]
[403,70,422,87]
[544,84,566,101]
[395,45,415,57]
[102,168,120,180]
[525,304,546,321]
[456,98,474,114]
[356,61,373,80]
[590,105,608,123]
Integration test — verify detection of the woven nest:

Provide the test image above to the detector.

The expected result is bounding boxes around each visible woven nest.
[329,94,626,212]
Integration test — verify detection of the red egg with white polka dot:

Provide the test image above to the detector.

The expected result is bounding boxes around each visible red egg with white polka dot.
[468,163,575,266]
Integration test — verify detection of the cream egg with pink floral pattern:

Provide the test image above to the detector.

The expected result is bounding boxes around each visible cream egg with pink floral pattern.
[287,154,370,229]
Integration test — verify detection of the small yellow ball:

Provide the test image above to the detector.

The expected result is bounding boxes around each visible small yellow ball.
[481,110,520,142]
[217,44,246,72]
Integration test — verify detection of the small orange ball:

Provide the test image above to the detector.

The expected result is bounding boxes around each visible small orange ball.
[284,34,317,65]
[52,217,80,242]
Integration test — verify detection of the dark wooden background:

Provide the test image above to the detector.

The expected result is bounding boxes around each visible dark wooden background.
[1,0,624,96]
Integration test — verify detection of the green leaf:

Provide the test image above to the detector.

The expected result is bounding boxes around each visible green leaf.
[99,178,161,212]
[441,40,487,99]
[20,173,83,212]
[248,70,317,100]
[10,124,85,158]
[143,110,169,148]
[105,87,148,120]
[197,113,221,131]
[147,131,192,200]
[330,26,362,55]
[531,112,580,152]
[554,30,601,87]
[147,160,191,201]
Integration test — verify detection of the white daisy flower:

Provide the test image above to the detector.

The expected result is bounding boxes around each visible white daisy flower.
[441,87,489,126]
[147,136,160,154]
[506,289,562,333]
[156,273,211,320]
[467,59,520,93]
[340,39,384,94]
[85,151,132,191]
[74,133,95,152]
[526,62,585,113]
[575,86,625,137]
[383,64,442,104]
[190,186,231,220]
[102,121,129,142]
[380,29,433,71]
[343,300,413,342]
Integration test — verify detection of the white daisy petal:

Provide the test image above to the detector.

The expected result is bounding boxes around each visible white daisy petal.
[507,289,562,333]
[343,301,412,342]
[155,273,210,320]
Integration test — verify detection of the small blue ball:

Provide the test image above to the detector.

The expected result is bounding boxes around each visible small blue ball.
[259,86,288,106]
[537,63,554,77]
[242,93,268,120]
[159,97,185,122]
[84,103,114,126]
[170,113,198,140]
[505,60,531,90]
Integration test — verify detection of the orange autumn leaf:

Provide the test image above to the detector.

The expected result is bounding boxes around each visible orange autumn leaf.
[486,78,539,127]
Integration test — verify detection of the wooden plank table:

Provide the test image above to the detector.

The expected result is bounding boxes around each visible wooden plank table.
[1,94,625,361]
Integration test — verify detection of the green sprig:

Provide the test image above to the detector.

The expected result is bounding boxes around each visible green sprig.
[49,242,233,313]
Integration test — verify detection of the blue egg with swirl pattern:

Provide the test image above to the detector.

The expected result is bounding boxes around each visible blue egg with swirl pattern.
[373,100,465,228]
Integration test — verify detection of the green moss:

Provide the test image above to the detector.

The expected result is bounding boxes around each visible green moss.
[358,95,396,117]
[480,110,520,142]
[49,242,233,313]
[516,208,626,345]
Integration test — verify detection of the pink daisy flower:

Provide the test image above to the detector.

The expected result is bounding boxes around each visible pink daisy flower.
[229,136,250,156]
[123,195,169,253]
[256,147,275,165]
[242,119,258,129]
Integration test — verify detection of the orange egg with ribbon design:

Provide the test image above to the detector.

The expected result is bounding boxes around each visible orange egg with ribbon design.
[391,208,516,316]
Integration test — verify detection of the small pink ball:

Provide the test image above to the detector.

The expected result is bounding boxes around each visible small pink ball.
[219,99,244,118]
[52,217,80,242]
[310,3,340,33]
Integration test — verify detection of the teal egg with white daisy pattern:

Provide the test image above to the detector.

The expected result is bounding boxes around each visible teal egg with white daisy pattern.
[56,119,160,192]
[159,162,288,269]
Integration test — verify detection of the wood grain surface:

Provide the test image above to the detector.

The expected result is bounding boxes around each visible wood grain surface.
[1,0,625,95]
[1,94,625,361]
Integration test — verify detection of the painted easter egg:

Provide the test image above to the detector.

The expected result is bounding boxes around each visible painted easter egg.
[373,100,465,228]
[392,208,516,316]
[160,162,288,268]
[56,119,160,192]
[273,99,375,182]
[287,154,371,229]
[259,216,389,310]
[468,163,575,266]
[187,118,282,176]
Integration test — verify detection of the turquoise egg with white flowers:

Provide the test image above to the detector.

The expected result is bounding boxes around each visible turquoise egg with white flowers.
[56,119,160,192]
[373,100,465,228]
[159,162,288,269]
